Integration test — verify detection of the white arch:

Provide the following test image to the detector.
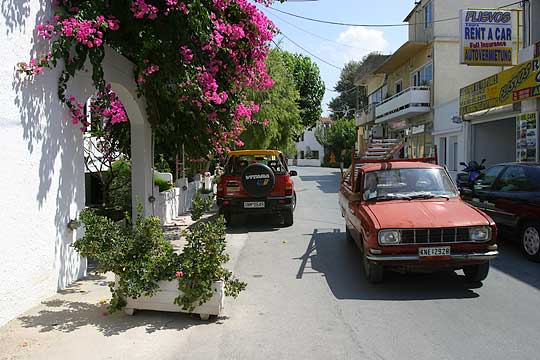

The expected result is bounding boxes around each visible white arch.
[72,46,154,219]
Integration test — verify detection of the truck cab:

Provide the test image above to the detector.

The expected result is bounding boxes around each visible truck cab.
[339,158,498,283]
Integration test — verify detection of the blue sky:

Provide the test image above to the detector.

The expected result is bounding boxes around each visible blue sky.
[255,0,417,116]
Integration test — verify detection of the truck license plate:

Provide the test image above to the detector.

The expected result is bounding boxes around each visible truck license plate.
[419,246,451,257]
[244,201,265,209]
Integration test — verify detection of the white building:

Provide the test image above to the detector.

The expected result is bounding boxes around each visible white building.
[294,118,332,166]
[0,3,154,327]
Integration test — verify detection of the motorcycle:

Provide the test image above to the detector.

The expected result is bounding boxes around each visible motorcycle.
[456,159,486,190]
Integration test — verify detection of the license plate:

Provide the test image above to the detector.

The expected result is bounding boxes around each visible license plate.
[419,246,451,257]
[244,201,265,209]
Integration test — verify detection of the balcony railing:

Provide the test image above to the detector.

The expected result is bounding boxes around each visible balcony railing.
[375,86,431,124]
[355,104,376,126]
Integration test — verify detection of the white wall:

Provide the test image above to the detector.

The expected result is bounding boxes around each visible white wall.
[295,128,324,166]
[0,4,154,327]
[0,1,86,326]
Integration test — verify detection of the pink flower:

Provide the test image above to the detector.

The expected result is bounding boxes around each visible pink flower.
[175,271,184,278]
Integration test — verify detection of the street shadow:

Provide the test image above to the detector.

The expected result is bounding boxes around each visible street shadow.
[17,274,225,336]
[295,229,482,301]
[226,214,282,234]
[491,237,540,291]
[300,172,341,194]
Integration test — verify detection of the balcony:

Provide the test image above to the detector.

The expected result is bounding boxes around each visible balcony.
[375,86,431,124]
[355,104,376,126]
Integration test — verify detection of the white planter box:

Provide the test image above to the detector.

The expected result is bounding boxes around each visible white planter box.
[120,277,224,320]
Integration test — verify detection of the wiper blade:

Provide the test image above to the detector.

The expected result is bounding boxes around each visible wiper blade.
[371,194,412,201]
[408,193,451,200]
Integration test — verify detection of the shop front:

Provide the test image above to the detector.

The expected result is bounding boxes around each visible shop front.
[460,56,540,164]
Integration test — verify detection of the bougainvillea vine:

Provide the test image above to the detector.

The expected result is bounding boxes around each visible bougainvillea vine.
[17,0,280,156]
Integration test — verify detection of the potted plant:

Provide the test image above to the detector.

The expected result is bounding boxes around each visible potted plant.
[73,209,245,320]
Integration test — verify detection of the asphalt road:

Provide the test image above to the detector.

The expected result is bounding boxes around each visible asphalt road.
[180,166,540,360]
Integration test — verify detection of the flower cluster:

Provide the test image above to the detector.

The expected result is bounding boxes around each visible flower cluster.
[19,0,278,156]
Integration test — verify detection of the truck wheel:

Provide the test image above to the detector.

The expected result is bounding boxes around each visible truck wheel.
[362,251,383,283]
[345,227,354,243]
[522,222,540,262]
[283,210,294,227]
[463,261,490,282]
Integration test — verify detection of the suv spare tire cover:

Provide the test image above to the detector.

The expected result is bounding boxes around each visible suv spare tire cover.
[241,163,275,197]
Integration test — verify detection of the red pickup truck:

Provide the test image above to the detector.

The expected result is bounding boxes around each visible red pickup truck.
[339,158,498,283]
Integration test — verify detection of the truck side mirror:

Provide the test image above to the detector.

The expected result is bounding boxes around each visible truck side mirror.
[289,170,298,177]
[459,162,467,166]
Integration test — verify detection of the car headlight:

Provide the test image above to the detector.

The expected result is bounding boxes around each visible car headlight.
[378,230,401,245]
[469,226,492,242]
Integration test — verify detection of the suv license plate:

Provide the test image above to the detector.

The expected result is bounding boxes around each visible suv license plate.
[244,201,265,209]
[419,247,451,257]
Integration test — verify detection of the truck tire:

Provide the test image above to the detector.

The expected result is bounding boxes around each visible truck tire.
[463,261,490,282]
[241,163,275,197]
[362,251,383,283]
[283,209,293,227]
[521,222,540,262]
[345,227,354,243]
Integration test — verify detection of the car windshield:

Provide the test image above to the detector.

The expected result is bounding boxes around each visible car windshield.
[225,154,286,175]
[363,168,458,201]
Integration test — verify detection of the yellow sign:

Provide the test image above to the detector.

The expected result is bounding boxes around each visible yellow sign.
[460,57,540,116]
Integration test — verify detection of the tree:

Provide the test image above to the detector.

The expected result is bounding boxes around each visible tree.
[281,52,325,129]
[316,118,356,164]
[240,49,302,152]
[328,61,364,120]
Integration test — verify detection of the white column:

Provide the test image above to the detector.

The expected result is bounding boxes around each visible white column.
[131,120,154,219]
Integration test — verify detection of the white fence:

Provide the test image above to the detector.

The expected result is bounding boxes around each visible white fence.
[154,175,214,225]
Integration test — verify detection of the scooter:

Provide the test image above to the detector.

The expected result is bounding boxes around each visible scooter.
[456,159,486,190]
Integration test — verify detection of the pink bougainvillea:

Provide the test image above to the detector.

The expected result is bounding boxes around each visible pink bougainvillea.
[18,0,278,155]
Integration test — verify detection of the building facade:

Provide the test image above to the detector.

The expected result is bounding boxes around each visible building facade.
[356,0,516,173]
[295,118,332,166]
[460,0,540,167]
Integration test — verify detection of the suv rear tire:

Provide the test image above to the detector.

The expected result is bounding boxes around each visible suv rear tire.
[283,210,294,227]
[463,261,490,282]
[521,222,540,262]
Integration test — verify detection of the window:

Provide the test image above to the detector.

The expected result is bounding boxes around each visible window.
[473,166,506,190]
[300,133,304,142]
[494,166,532,192]
[439,137,447,166]
[395,80,403,94]
[311,150,320,159]
[412,63,433,86]
[424,2,433,28]
[363,168,458,201]
[369,86,385,104]
[300,151,305,159]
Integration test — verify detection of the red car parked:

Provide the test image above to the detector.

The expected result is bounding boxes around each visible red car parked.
[217,150,297,226]
[339,158,498,283]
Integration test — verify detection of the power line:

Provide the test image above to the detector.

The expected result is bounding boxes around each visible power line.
[266,7,384,52]
[278,32,343,70]
[268,0,525,28]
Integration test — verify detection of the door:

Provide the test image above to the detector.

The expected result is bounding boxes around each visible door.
[469,165,507,220]
[490,165,536,228]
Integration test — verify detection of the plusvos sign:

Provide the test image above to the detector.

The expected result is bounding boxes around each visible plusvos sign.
[460,9,514,66]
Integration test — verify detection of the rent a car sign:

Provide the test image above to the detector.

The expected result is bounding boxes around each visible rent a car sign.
[460,9,514,66]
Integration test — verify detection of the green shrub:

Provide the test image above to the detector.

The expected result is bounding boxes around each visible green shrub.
[73,209,246,314]
[110,160,132,212]
[175,216,247,311]
[154,176,173,192]
[191,193,214,221]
